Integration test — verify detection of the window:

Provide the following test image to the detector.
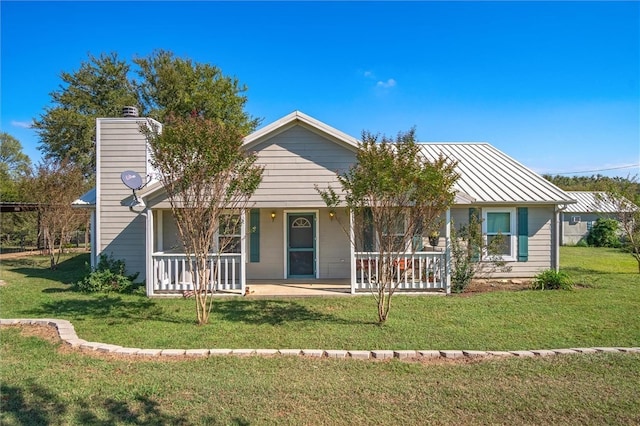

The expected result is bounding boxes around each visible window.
[381,213,406,252]
[482,208,516,261]
[218,214,241,253]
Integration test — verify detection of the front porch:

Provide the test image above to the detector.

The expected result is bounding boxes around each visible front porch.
[148,251,449,296]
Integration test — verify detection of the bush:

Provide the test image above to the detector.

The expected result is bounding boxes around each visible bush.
[587,218,621,248]
[531,269,573,290]
[74,254,140,293]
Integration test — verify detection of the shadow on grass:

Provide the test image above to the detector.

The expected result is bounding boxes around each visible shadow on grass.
[0,381,204,425]
[213,298,373,326]
[22,295,186,324]
[3,253,91,285]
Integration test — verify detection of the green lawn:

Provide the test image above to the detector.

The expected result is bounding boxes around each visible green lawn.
[1,248,639,351]
[1,247,639,425]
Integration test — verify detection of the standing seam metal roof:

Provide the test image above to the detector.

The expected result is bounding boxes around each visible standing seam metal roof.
[420,143,575,204]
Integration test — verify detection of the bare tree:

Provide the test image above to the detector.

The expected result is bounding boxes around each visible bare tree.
[143,115,263,325]
[318,129,459,323]
[25,160,89,269]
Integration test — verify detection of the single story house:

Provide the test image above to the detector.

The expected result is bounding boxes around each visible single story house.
[73,110,576,296]
[561,191,631,245]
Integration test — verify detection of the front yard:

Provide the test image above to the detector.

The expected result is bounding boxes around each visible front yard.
[1,247,639,424]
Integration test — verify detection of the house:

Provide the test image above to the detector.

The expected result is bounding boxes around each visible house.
[561,191,631,245]
[73,110,576,296]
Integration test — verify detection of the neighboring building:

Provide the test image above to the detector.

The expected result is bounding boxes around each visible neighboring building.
[561,191,629,245]
[73,110,576,296]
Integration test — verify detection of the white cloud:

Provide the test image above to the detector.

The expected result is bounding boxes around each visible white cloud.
[11,120,31,129]
[376,78,396,89]
[364,70,374,79]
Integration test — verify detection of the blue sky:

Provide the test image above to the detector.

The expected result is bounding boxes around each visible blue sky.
[2,1,639,178]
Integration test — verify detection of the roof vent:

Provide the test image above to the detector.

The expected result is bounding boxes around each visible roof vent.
[122,106,139,117]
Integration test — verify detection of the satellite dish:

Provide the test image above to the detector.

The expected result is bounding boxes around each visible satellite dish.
[121,170,143,190]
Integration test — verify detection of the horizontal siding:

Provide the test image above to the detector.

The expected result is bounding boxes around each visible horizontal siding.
[249,126,356,208]
[451,206,554,278]
[97,119,150,280]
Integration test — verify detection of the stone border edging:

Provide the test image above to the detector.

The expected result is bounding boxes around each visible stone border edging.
[2,318,639,360]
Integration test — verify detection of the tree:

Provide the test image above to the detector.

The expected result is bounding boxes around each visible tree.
[33,53,139,177]
[34,51,260,179]
[24,159,90,269]
[449,214,511,293]
[133,50,260,133]
[0,132,32,201]
[318,129,459,323]
[143,115,263,325]
[597,176,640,273]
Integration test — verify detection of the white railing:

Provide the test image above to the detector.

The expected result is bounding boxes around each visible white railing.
[152,252,242,293]
[354,251,446,291]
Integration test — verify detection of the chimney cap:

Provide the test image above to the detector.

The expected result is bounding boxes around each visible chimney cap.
[122,106,139,117]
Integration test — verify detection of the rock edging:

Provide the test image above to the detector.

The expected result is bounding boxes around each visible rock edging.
[2,318,639,360]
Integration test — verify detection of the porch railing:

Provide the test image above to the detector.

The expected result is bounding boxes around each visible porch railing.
[152,253,242,293]
[354,251,446,291]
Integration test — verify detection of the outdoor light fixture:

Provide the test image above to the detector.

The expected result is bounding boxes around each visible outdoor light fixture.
[329,210,335,221]
[271,211,276,222]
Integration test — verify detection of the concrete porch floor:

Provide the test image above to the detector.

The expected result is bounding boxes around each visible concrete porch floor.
[244,279,353,297]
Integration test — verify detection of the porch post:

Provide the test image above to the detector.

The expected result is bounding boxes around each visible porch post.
[350,208,356,294]
[240,208,247,294]
[145,207,154,297]
[445,208,451,295]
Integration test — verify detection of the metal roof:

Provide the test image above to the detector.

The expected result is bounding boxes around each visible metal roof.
[419,143,575,205]
[563,191,632,213]
[71,188,96,208]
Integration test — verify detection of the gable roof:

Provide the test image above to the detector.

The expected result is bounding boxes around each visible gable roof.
[420,143,575,205]
[563,191,635,213]
[243,110,359,151]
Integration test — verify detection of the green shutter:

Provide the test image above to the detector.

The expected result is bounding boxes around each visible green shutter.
[363,208,374,252]
[250,209,260,262]
[517,207,528,262]
[469,208,480,261]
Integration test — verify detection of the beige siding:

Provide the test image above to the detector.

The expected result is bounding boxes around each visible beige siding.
[97,119,150,280]
[245,208,351,280]
[249,126,356,208]
[450,206,554,278]
[317,208,351,278]
[246,209,285,279]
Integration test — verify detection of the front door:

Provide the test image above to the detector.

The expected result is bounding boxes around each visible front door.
[287,213,316,278]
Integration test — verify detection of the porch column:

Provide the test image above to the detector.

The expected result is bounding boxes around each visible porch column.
[145,207,154,297]
[349,208,356,294]
[240,208,247,294]
[445,208,451,295]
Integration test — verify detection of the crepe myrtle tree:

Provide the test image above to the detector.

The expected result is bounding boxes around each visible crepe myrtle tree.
[317,129,459,323]
[143,115,263,325]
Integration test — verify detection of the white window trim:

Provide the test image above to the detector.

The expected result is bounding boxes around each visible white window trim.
[482,207,517,262]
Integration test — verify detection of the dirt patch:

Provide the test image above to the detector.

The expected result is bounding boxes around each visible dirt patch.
[462,279,532,295]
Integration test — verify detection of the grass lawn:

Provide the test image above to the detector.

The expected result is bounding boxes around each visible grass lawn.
[1,247,639,351]
[1,247,639,424]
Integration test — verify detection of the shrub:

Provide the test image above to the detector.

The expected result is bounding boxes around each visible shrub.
[531,269,573,291]
[587,218,621,248]
[74,254,140,293]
